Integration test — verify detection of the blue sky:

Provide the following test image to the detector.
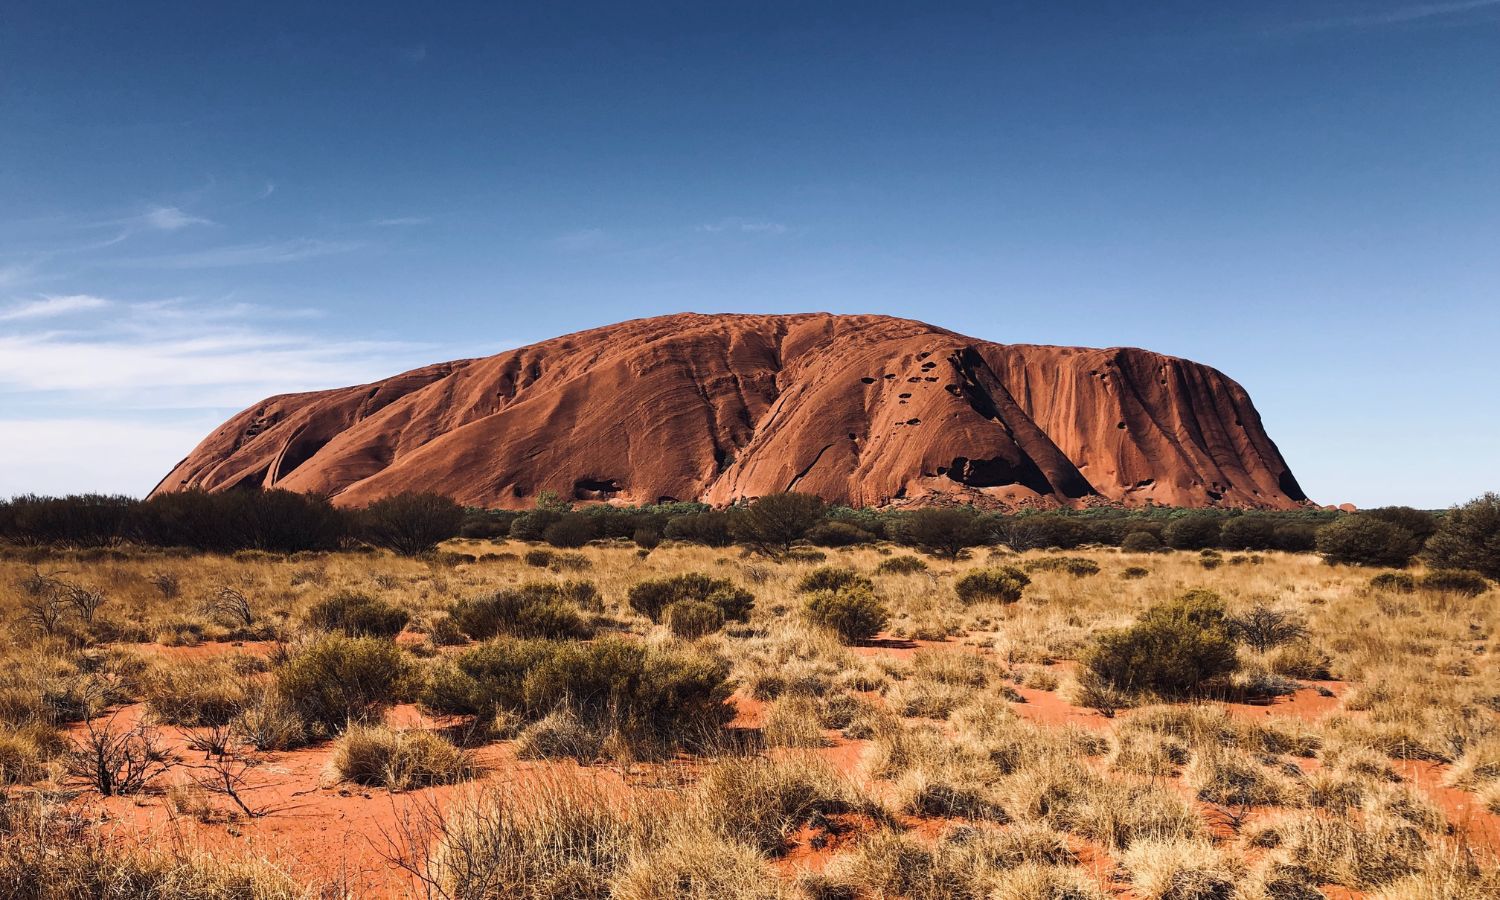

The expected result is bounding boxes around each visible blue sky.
[1,1,1496,507]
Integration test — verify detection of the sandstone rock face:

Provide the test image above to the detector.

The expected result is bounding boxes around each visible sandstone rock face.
[151,313,1308,510]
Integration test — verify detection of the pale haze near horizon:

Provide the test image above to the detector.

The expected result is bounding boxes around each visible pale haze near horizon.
[1,1,1497,509]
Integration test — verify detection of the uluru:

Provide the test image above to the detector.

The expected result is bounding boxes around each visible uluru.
[151,313,1308,511]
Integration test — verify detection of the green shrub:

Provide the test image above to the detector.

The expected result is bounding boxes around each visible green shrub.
[422,638,733,753]
[523,639,733,751]
[1316,515,1420,568]
[450,587,592,640]
[422,638,557,718]
[542,513,597,548]
[954,567,1030,604]
[305,592,409,639]
[1424,493,1500,579]
[1370,571,1416,593]
[804,587,889,644]
[805,521,876,547]
[1163,516,1222,551]
[1419,569,1490,597]
[876,555,928,575]
[274,635,408,734]
[898,507,991,559]
[729,492,826,555]
[1120,531,1161,553]
[664,600,725,639]
[1085,591,1239,696]
[796,565,873,594]
[627,573,754,623]
[1022,555,1100,577]
[357,492,464,556]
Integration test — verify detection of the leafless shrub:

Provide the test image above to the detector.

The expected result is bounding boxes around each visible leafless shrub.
[68,713,173,795]
[1228,604,1307,653]
[149,571,181,600]
[204,586,255,627]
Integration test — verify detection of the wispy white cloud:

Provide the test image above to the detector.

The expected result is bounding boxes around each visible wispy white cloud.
[116,238,364,269]
[372,216,432,227]
[0,302,419,401]
[142,205,214,231]
[0,296,442,495]
[696,218,791,235]
[398,43,428,63]
[0,417,220,497]
[0,294,111,322]
[1284,0,1500,30]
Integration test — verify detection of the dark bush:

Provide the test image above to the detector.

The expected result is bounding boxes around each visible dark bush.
[1316,515,1420,568]
[627,573,754,623]
[795,566,874,594]
[1272,523,1318,553]
[1423,493,1500,580]
[1120,531,1161,553]
[664,600,725,639]
[542,513,597,549]
[507,509,562,542]
[458,508,519,539]
[1163,516,1223,551]
[953,567,1030,604]
[1370,572,1416,593]
[1218,516,1279,552]
[1419,569,1490,597]
[0,494,138,547]
[275,636,408,733]
[305,592,410,639]
[1364,506,1439,544]
[1121,565,1150,579]
[804,521,876,547]
[730,493,826,555]
[450,586,593,640]
[875,555,928,575]
[357,493,464,556]
[804,587,888,644]
[137,489,348,553]
[898,507,990,559]
[664,510,734,547]
[1085,591,1239,696]
[523,548,553,567]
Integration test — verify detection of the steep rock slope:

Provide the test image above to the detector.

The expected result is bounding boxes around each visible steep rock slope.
[151,313,1308,509]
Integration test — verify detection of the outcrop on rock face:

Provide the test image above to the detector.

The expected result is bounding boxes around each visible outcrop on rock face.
[150,313,1309,510]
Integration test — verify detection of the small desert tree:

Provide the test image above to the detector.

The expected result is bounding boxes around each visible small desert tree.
[1423,492,1500,579]
[729,492,826,556]
[1316,514,1420,568]
[357,492,465,556]
[899,507,990,559]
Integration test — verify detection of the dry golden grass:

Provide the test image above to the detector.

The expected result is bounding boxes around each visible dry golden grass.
[0,538,1497,896]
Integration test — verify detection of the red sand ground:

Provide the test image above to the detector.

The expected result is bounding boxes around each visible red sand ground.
[56,635,1499,898]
